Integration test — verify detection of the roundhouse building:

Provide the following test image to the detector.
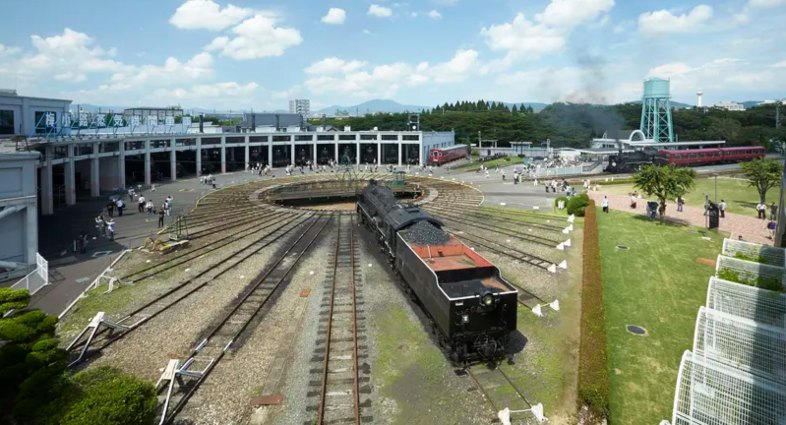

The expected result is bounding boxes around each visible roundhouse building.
[26,127,453,215]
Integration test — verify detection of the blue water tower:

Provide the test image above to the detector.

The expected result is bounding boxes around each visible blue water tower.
[640,78,674,143]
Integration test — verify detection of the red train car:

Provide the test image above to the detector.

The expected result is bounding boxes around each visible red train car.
[654,146,765,166]
[428,144,469,166]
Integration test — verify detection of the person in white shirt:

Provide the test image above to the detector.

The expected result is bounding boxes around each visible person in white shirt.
[601,196,609,213]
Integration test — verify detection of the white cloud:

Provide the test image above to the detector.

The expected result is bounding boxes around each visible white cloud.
[427,10,442,19]
[305,58,367,75]
[300,50,477,99]
[368,4,393,18]
[638,5,713,36]
[535,0,614,28]
[363,29,372,35]
[321,8,346,25]
[206,13,302,59]
[169,0,252,31]
[482,13,565,58]
[770,60,786,68]
[99,52,215,92]
[155,81,259,100]
[18,28,123,83]
[0,43,21,57]
[481,0,614,62]
[748,0,786,7]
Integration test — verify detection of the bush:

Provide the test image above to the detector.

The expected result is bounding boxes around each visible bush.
[567,193,590,216]
[578,202,610,417]
[717,268,782,291]
[596,177,636,186]
[57,366,158,425]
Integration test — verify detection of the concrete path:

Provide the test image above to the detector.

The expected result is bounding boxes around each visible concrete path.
[588,191,774,244]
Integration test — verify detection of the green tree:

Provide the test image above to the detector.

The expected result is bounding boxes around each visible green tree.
[740,158,783,203]
[633,164,697,218]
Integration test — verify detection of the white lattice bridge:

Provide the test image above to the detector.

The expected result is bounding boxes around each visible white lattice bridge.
[715,255,786,290]
[693,306,786,385]
[706,277,786,328]
[672,351,786,425]
[722,238,786,268]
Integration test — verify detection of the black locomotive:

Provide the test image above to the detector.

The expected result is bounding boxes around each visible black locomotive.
[357,180,518,363]
[604,148,657,173]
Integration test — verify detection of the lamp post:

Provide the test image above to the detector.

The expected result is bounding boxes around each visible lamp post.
[714,173,718,204]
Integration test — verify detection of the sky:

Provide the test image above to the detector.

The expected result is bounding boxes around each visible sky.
[0,0,784,111]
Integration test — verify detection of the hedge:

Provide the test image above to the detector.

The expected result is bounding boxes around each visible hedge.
[578,201,610,417]
[567,193,590,217]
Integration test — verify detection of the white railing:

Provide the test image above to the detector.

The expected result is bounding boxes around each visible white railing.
[721,238,786,268]
[715,254,786,290]
[58,249,131,320]
[10,253,49,295]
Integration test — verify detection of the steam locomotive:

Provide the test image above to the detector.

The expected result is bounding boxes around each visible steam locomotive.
[357,180,518,363]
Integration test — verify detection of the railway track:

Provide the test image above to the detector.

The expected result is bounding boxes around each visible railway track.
[66,213,314,366]
[425,207,563,247]
[119,211,305,283]
[309,215,370,424]
[465,364,544,424]
[157,213,333,424]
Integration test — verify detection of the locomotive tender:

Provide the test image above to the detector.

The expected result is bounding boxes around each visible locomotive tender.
[357,180,518,362]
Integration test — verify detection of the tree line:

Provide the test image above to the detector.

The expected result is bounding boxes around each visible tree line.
[310,101,785,150]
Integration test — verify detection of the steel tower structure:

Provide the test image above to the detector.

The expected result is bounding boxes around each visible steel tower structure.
[640,78,674,143]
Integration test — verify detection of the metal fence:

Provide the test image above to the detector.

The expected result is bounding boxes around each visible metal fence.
[715,254,786,289]
[721,238,786,268]
[10,253,49,295]
[706,277,786,328]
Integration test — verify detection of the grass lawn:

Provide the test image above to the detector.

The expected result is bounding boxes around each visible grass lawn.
[598,176,775,216]
[597,209,723,425]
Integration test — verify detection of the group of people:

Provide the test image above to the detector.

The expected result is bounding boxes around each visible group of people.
[755,202,778,220]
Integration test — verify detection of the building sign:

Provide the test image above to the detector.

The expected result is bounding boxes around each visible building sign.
[45,112,55,127]
[62,113,71,128]
[147,116,158,126]
[79,112,88,127]
[182,116,192,126]
[165,116,175,126]
[130,116,140,127]
[96,113,106,127]
[113,114,124,127]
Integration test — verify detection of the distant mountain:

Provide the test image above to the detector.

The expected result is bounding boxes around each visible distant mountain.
[317,99,429,116]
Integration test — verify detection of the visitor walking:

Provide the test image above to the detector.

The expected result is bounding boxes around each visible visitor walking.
[158,207,165,228]
[719,200,727,218]
[106,219,116,241]
[115,198,125,216]
[630,194,637,209]
[106,200,115,217]
[95,214,105,238]
[677,196,685,212]
[756,202,767,219]
[601,196,609,213]
[767,220,777,239]
[137,195,146,213]
[770,202,778,220]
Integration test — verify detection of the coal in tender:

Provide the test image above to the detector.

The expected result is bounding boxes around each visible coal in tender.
[402,220,450,245]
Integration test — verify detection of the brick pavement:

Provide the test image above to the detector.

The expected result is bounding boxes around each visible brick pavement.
[588,191,774,244]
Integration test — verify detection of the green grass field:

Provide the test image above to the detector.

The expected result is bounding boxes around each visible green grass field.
[598,176,776,216]
[597,209,723,425]
[452,156,520,171]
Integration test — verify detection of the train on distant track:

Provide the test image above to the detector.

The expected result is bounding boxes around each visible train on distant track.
[605,146,766,173]
[427,144,470,166]
[357,180,517,363]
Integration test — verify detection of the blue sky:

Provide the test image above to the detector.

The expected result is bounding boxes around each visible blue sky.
[0,0,784,111]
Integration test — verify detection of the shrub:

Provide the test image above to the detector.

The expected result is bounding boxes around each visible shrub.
[57,366,158,425]
[567,193,590,216]
[733,252,767,264]
[578,202,610,417]
[717,268,782,291]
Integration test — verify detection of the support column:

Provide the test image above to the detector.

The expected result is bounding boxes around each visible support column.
[144,140,152,187]
[90,142,100,197]
[64,144,76,206]
[267,141,273,167]
[355,140,360,165]
[376,142,381,166]
[290,138,295,166]
[220,136,227,174]
[118,141,126,190]
[334,143,339,163]
[398,143,403,166]
[196,138,202,176]
[312,141,317,165]
[40,148,54,215]
[244,136,250,171]
[26,198,38,264]
[170,138,177,182]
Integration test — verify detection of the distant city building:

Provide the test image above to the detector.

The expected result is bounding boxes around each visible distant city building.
[240,113,306,132]
[0,90,72,136]
[713,101,745,111]
[289,99,310,116]
[123,106,184,122]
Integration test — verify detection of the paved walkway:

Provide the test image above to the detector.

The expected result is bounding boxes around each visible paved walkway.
[588,191,773,244]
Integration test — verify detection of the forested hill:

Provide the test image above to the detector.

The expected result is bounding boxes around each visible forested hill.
[310,101,785,149]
